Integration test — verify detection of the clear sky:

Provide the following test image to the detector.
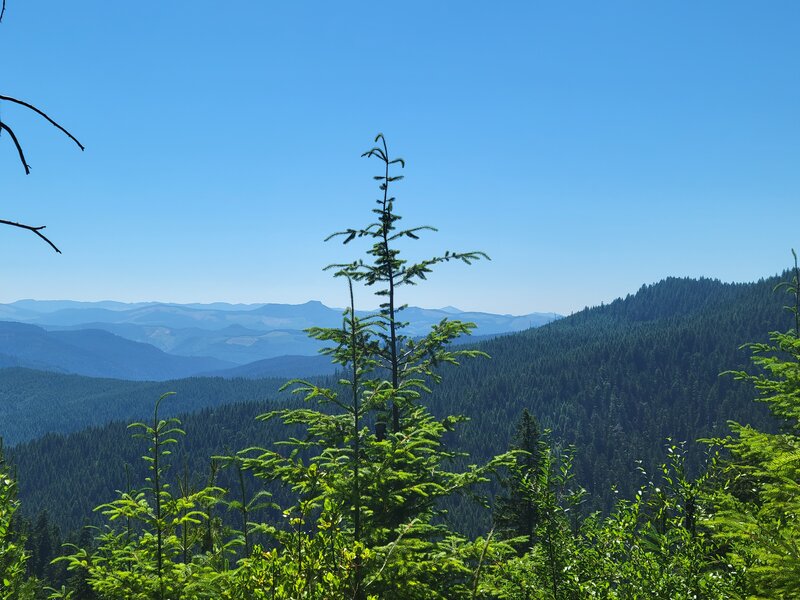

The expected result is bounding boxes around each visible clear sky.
[0,2,797,315]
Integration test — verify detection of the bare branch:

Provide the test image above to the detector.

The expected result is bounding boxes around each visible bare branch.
[0,18,75,255]
[0,219,62,253]
[0,95,85,151]
[0,122,30,173]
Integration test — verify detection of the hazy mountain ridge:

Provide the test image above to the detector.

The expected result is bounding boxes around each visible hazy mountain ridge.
[3,299,557,334]
[0,299,558,370]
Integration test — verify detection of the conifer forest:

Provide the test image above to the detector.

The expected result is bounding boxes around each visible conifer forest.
[2,3,799,599]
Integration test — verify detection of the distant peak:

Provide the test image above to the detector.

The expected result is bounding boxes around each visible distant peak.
[438,306,463,314]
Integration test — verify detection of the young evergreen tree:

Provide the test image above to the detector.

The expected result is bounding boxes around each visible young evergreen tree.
[59,393,229,599]
[494,409,543,554]
[234,134,511,599]
[706,251,800,598]
[326,133,489,435]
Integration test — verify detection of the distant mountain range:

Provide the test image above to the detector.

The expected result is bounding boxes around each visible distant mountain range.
[0,300,558,380]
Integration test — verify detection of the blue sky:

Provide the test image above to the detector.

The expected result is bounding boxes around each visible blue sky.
[0,2,797,314]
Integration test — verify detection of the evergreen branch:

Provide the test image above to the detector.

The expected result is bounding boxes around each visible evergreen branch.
[365,517,421,588]
[325,227,380,243]
[388,225,438,242]
[361,147,387,162]
[471,528,495,599]
[399,251,490,286]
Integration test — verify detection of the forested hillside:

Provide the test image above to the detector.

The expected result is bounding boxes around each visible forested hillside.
[437,274,790,506]
[10,402,285,534]
[9,271,790,537]
[0,370,289,444]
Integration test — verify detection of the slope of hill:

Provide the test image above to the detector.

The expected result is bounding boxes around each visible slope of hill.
[435,275,788,506]
[0,322,233,380]
[9,402,286,535]
[6,273,792,533]
[203,354,340,379]
[0,368,290,445]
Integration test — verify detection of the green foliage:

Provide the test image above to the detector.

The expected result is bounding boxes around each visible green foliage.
[11,399,284,537]
[706,252,800,599]
[58,393,230,599]
[488,436,586,599]
[485,441,741,599]
[494,409,542,553]
[326,132,488,433]
[579,443,739,599]
[230,134,507,598]
[0,440,35,600]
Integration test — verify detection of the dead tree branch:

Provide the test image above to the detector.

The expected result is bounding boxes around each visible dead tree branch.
[0,122,29,173]
[0,219,61,254]
[0,94,84,252]
[0,4,84,253]
[0,94,85,155]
